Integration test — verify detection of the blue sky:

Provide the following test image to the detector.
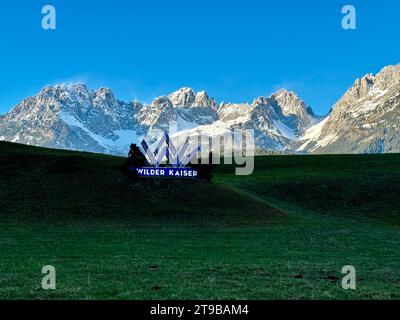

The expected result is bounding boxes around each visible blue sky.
[0,0,399,115]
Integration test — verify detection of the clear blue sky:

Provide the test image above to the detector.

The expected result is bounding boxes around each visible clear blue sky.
[0,0,399,115]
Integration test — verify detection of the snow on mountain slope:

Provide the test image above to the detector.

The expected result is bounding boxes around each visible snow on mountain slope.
[1,64,399,155]
[0,85,321,155]
[171,90,320,152]
[298,64,400,154]
[297,117,332,152]
[0,84,145,154]
[0,85,221,154]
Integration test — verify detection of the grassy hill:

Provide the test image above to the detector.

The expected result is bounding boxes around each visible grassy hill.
[1,141,400,299]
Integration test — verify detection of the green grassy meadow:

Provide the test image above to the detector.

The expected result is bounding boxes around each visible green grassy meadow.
[0,141,400,299]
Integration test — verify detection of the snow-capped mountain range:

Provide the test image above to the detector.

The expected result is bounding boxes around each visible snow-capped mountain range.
[1,64,399,155]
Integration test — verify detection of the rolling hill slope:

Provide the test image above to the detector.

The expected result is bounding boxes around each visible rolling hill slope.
[1,142,400,299]
[0,141,281,225]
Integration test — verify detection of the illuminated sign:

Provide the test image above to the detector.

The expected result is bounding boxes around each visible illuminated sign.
[127,132,202,179]
[129,167,198,178]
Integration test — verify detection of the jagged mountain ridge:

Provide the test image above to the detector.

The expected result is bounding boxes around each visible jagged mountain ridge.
[172,90,322,152]
[1,63,399,155]
[0,84,145,154]
[0,85,318,155]
[299,64,400,154]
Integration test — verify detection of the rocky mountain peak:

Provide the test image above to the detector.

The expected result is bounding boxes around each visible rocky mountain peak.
[36,84,92,108]
[167,87,196,107]
[344,74,376,102]
[93,87,116,105]
[337,64,400,108]
[375,64,400,87]
[166,87,217,110]
[251,90,319,137]
[194,91,217,110]
[152,96,173,110]
[270,89,313,117]
[95,87,114,97]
